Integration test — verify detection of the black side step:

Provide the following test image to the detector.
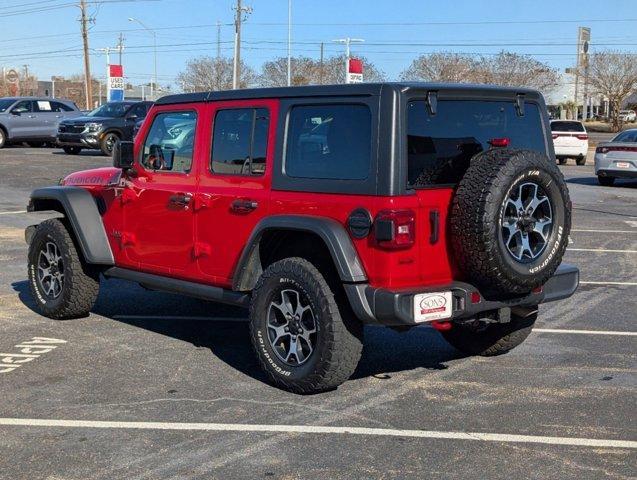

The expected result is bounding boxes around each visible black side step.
[104,267,250,307]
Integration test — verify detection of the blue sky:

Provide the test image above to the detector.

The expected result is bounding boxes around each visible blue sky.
[1,0,635,90]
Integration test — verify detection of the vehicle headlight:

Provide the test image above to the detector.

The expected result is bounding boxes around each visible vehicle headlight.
[84,122,103,133]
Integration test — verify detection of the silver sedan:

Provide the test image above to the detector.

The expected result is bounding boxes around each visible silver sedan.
[594,129,637,186]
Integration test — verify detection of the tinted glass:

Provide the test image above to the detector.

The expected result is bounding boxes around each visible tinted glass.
[407,100,546,187]
[285,104,371,180]
[12,100,32,113]
[141,111,196,173]
[50,101,74,112]
[613,130,637,143]
[88,102,133,118]
[551,121,585,132]
[0,99,15,112]
[211,108,269,175]
[129,103,148,118]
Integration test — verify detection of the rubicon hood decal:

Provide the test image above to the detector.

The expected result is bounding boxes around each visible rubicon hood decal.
[62,167,122,186]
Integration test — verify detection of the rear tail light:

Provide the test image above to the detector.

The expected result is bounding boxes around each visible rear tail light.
[488,137,510,148]
[551,133,559,140]
[596,146,609,154]
[374,209,415,250]
[597,145,637,154]
[576,134,589,140]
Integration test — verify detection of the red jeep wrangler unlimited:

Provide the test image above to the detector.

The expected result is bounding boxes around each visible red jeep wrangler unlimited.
[26,83,578,393]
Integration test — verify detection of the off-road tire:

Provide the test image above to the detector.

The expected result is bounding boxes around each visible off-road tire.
[557,157,567,165]
[576,156,586,166]
[0,128,6,149]
[100,132,119,156]
[63,146,82,155]
[598,175,615,186]
[442,309,537,356]
[249,257,363,394]
[28,218,100,319]
[450,149,571,296]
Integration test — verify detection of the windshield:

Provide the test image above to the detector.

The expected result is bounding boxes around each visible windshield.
[87,103,131,118]
[0,99,15,113]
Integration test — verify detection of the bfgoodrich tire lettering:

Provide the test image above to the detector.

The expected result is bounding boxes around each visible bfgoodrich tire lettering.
[28,218,100,319]
[249,257,363,394]
[450,149,571,296]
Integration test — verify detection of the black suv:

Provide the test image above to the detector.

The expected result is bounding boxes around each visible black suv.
[57,101,153,155]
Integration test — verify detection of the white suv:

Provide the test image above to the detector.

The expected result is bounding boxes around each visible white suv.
[551,120,589,166]
[618,110,636,123]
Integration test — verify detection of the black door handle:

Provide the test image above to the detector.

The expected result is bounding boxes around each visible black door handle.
[231,199,258,213]
[168,193,192,209]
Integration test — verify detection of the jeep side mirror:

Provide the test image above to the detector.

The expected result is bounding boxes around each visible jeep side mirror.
[113,140,135,169]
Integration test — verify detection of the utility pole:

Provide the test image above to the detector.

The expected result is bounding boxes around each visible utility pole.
[79,0,93,109]
[216,20,221,59]
[232,0,252,89]
[287,0,292,86]
[319,42,324,85]
[117,32,125,65]
[22,64,29,95]
[332,37,364,83]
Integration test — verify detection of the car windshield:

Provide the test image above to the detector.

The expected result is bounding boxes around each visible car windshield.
[551,121,584,132]
[87,103,131,118]
[0,99,15,113]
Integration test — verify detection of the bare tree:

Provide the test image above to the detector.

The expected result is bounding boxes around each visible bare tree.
[260,56,321,87]
[588,50,637,131]
[177,56,257,92]
[476,51,559,93]
[400,52,478,83]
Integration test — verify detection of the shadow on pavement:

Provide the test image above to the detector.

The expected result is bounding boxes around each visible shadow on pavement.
[12,277,458,388]
[566,176,637,188]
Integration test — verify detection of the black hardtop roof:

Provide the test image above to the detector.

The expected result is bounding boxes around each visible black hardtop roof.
[155,82,541,105]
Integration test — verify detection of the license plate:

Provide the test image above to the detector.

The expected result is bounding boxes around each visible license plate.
[413,291,453,323]
[616,162,630,169]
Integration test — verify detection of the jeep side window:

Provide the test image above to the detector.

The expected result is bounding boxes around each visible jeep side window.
[285,104,371,180]
[140,111,197,173]
[210,108,269,175]
[407,100,546,188]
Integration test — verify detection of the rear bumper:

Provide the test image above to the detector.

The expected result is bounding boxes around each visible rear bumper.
[345,264,579,326]
[554,145,587,158]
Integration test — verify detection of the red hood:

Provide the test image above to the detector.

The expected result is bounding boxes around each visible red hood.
[61,167,121,187]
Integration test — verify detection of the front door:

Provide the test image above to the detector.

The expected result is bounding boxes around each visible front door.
[122,105,202,277]
[195,99,278,286]
[9,100,40,138]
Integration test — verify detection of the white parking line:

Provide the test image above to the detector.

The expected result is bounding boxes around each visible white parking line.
[571,229,636,234]
[567,248,637,253]
[0,418,634,449]
[0,210,27,215]
[534,328,637,336]
[580,281,637,286]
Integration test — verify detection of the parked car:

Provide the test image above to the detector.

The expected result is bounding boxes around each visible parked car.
[594,128,637,186]
[550,120,588,165]
[618,110,636,123]
[0,97,81,149]
[25,83,578,393]
[57,101,153,155]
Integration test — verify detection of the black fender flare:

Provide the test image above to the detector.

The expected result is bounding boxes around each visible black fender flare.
[28,186,114,265]
[233,215,367,291]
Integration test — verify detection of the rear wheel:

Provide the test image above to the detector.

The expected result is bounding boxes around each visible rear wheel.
[598,175,615,186]
[442,309,537,356]
[249,257,363,394]
[576,156,586,166]
[100,132,119,156]
[27,219,100,319]
[63,146,81,155]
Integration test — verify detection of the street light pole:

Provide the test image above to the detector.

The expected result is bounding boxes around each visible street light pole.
[128,17,157,99]
[287,0,292,86]
[332,37,364,83]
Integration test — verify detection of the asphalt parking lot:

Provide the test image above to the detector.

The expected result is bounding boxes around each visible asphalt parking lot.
[0,146,635,479]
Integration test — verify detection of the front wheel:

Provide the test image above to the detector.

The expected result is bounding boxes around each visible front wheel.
[598,175,615,186]
[557,157,567,165]
[28,219,100,319]
[100,132,119,156]
[63,146,82,155]
[441,309,537,356]
[0,129,6,149]
[249,257,363,394]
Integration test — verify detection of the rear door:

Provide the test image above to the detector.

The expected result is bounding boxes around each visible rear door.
[33,100,58,137]
[122,104,202,276]
[194,99,277,285]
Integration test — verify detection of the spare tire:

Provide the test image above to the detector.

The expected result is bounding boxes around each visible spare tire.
[450,149,571,296]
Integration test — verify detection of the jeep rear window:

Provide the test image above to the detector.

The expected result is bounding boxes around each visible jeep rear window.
[407,100,546,187]
[285,104,371,180]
